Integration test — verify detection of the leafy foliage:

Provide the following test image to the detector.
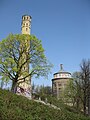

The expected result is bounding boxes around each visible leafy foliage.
[0,88,89,120]
[32,85,52,100]
[0,34,52,92]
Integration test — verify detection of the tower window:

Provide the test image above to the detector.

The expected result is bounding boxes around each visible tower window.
[26,23,28,26]
[26,28,28,31]
[27,17,28,19]
[58,83,61,86]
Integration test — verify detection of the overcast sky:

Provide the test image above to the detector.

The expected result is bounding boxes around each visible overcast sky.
[0,0,90,86]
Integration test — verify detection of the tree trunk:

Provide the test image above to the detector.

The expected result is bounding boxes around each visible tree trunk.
[83,98,87,115]
[88,95,90,116]
[11,80,17,93]
[76,98,80,110]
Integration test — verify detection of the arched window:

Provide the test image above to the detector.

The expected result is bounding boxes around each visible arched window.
[26,23,28,26]
[26,28,28,31]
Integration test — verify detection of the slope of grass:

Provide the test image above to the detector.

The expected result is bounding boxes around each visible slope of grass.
[0,88,90,120]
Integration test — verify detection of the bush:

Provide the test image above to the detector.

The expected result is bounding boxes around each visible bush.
[0,88,89,120]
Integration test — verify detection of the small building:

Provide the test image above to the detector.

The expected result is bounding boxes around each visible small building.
[52,64,72,99]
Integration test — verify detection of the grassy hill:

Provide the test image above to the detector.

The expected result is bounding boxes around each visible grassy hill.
[0,88,90,120]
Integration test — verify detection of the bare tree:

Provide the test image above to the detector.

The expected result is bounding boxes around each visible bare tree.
[80,59,90,115]
[65,59,90,116]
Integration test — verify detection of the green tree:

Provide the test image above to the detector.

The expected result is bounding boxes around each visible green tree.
[39,85,52,96]
[33,85,52,101]
[64,59,90,116]
[71,72,82,109]
[64,79,75,105]
[0,34,52,93]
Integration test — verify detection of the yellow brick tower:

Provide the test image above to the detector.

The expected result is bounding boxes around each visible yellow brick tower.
[17,15,32,97]
[21,15,31,35]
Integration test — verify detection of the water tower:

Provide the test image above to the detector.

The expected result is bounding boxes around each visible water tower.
[52,64,72,99]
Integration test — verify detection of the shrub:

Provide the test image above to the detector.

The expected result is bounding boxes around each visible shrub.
[0,88,89,120]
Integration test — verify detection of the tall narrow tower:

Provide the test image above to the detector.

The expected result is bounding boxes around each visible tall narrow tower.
[18,15,32,96]
[21,15,31,35]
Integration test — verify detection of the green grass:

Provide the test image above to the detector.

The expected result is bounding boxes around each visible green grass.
[0,88,90,120]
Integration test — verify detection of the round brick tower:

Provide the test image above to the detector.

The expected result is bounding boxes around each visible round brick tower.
[52,64,72,99]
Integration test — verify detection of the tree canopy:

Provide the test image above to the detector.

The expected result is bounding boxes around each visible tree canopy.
[0,34,52,92]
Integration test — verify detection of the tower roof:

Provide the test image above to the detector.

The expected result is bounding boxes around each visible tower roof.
[54,64,71,75]
[52,64,71,80]
[22,15,32,19]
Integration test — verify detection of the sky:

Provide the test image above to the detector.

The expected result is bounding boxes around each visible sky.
[0,0,90,86]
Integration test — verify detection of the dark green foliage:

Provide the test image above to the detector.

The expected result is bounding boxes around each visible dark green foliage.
[0,88,89,120]
[32,85,52,101]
